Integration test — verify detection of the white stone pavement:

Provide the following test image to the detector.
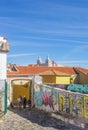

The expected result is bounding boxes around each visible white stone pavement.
[0,107,85,130]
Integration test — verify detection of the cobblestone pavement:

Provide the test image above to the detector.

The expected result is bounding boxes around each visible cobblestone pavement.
[0,107,84,130]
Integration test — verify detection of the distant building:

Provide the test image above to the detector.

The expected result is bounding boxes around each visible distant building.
[37,56,52,66]
[37,56,43,65]
[37,56,63,67]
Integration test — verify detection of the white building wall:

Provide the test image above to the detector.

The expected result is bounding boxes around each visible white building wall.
[0,52,7,79]
[0,36,7,43]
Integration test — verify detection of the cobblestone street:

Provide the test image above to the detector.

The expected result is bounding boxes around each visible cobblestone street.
[0,108,84,130]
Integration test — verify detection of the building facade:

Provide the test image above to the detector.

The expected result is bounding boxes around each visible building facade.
[0,36,9,113]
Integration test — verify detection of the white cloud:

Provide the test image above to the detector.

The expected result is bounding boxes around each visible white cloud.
[59,60,88,68]
[60,60,88,64]
[8,53,36,57]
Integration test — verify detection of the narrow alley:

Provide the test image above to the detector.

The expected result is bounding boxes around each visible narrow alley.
[0,107,84,130]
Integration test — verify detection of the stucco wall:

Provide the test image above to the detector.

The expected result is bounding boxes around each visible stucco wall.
[34,84,88,119]
[42,75,77,84]
[56,76,70,84]
[12,83,30,103]
[0,80,7,113]
[42,75,56,83]
[7,76,29,103]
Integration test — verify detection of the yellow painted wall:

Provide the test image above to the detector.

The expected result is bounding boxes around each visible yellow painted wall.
[69,94,84,117]
[42,75,56,83]
[42,75,72,84]
[12,83,31,103]
[84,96,88,118]
[59,95,64,112]
[56,76,70,84]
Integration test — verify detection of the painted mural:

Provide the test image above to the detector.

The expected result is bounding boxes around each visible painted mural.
[59,91,66,113]
[34,84,42,106]
[34,83,88,119]
[69,93,84,117]
[0,83,5,112]
[0,93,4,112]
[34,84,58,112]
[67,84,88,94]
[84,96,88,118]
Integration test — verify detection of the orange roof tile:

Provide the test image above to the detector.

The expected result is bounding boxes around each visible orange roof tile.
[74,67,88,75]
[7,65,76,76]
[39,69,70,75]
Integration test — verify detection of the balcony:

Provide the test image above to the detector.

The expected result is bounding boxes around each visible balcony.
[0,42,10,52]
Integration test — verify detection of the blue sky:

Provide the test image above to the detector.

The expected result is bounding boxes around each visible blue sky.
[0,0,88,68]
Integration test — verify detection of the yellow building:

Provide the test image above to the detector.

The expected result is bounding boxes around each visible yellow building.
[39,69,76,84]
[12,79,31,103]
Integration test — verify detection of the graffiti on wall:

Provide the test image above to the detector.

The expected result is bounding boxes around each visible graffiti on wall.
[0,80,6,113]
[59,92,70,114]
[0,97,2,111]
[34,84,43,106]
[59,92,65,112]
[34,83,88,119]
[69,94,83,117]
[42,89,54,109]
[84,96,88,118]
[67,84,88,94]
[0,92,4,112]
[34,84,58,112]
[52,88,58,111]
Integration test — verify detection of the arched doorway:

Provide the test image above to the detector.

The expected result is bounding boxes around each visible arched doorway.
[11,79,31,104]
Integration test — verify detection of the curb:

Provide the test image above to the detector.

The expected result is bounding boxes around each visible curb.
[51,113,86,129]
[0,112,7,122]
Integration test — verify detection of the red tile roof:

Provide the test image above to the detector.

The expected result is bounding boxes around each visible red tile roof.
[74,67,88,75]
[7,65,76,76]
[39,69,70,76]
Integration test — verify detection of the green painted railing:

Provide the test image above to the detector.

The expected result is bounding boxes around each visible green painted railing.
[4,81,8,113]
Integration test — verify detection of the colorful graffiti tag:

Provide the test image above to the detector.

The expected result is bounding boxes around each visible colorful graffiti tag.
[67,84,88,93]
[34,84,43,106]
[42,91,53,109]
[34,84,58,112]
[34,83,88,119]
